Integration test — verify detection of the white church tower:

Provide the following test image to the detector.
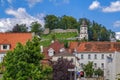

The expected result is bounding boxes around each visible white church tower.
[79,20,88,40]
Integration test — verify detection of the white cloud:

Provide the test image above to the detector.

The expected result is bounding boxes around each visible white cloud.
[49,0,69,5]
[0,8,45,32]
[27,0,43,7]
[7,0,12,4]
[113,21,120,28]
[89,1,100,10]
[102,1,120,12]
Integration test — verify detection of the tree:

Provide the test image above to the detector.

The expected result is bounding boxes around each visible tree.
[52,57,75,80]
[44,15,59,30]
[42,65,53,80]
[60,15,78,29]
[83,61,94,77]
[12,24,28,32]
[2,36,52,80]
[94,68,104,77]
[30,22,42,35]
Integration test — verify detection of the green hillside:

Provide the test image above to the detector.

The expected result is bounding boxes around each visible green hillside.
[40,32,78,47]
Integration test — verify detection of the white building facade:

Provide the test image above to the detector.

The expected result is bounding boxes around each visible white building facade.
[73,52,113,78]
[69,41,120,79]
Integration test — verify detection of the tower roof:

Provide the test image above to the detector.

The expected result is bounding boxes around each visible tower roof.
[81,20,87,27]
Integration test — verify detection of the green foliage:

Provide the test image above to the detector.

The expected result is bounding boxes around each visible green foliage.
[79,18,115,41]
[41,32,77,40]
[44,15,79,30]
[44,15,59,30]
[52,57,75,80]
[83,61,94,77]
[42,65,53,80]
[44,15,115,41]
[2,36,52,80]
[40,32,77,47]
[30,21,42,35]
[94,68,104,77]
[0,62,4,74]
[11,24,28,32]
[60,15,79,29]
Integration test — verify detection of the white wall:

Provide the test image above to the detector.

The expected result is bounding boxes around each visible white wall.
[74,52,114,77]
[0,53,6,62]
[116,32,120,40]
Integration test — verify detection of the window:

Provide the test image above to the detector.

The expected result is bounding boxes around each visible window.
[101,63,104,68]
[88,54,91,59]
[94,63,97,68]
[94,54,97,59]
[81,54,84,59]
[48,48,54,56]
[1,44,10,50]
[101,54,104,59]
[80,63,84,68]
[84,27,86,30]
[1,57,4,62]
[109,54,112,57]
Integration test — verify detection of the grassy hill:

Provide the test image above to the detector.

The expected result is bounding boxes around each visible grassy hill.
[40,32,78,47]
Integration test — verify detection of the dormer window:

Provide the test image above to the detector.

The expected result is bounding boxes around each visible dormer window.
[48,48,54,57]
[1,44,10,50]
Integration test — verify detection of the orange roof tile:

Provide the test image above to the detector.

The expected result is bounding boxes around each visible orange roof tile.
[69,41,79,51]
[69,42,120,53]
[43,40,65,59]
[0,33,33,52]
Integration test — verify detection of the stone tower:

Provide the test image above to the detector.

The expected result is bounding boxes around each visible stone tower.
[79,20,88,40]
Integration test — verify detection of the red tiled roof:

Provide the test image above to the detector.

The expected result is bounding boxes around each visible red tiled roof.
[69,42,120,53]
[0,33,33,52]
[43,40,65,59]
[69,42,79,51]
[49,40,64,53]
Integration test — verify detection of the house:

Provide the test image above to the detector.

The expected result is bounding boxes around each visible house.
[0,32,33,62]
[116,32,120,40]
[41,40,66,64]
[69,41,120,79]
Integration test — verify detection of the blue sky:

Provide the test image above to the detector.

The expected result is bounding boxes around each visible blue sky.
[0,0,120,32]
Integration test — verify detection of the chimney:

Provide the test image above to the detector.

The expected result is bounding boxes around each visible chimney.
[40,45,43,53]
[51,40,54,43]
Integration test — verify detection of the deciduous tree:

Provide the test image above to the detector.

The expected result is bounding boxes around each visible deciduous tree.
[2,37,52,80]
[30,22,42,35]
[52,57,75,80]
[83,61,94,77]
[12,24,28,32]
